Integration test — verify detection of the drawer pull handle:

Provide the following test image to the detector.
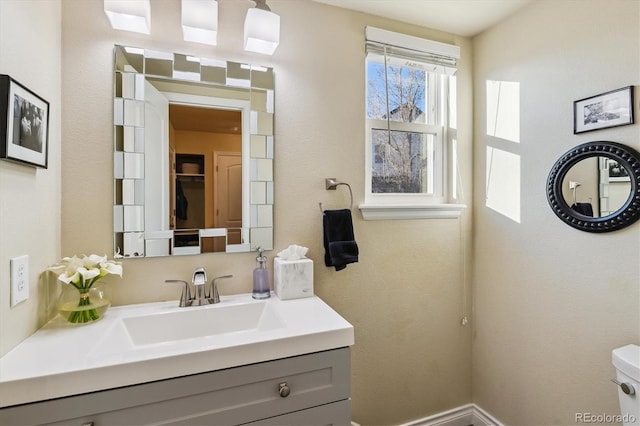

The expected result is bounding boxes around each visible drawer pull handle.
[278,382,291,398]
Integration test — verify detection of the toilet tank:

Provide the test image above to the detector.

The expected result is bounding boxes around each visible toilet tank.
[612,344,640,426]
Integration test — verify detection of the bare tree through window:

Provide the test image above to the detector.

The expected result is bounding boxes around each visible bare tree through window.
[367,62,432,193]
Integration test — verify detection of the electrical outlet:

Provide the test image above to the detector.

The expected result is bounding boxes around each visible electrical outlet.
[10,255,29,306]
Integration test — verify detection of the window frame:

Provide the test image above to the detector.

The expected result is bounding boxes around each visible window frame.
[360,31,465,220]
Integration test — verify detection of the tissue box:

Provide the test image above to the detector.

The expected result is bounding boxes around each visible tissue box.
[274,257,314,300]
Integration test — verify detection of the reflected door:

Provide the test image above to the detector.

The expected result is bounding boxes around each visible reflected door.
[215,152,242,251]
[144,80,170,257]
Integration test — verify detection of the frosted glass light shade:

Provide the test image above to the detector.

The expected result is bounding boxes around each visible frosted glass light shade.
[104,0,151,34]
[182,0,218,45]
[244,8,280,55]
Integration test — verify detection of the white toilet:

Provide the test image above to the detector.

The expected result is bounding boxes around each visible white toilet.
[612,344,640,426]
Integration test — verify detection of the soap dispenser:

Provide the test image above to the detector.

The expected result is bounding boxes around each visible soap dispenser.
[252,247,271,299]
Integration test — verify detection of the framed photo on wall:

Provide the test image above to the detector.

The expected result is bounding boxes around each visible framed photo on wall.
[0,74,50,168]
[574,86,634,134]
[608,159,631,182]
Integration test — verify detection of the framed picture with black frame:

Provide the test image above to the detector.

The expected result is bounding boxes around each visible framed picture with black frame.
[0,74,50,168]
[573,86,634,134]
[608,158,631,182]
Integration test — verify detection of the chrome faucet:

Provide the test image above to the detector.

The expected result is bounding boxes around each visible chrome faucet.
[192,267,208,306]
[165,268,232,307]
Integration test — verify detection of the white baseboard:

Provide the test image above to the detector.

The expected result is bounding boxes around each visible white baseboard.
[396,403,504,426]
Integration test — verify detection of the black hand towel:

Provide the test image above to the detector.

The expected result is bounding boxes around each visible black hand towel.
[571,202,593,217]
[323,209,359,271]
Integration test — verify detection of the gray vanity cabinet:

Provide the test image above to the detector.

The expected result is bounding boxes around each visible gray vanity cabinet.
[0,348,350,425]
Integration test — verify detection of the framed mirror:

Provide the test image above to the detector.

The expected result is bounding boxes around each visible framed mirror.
[112,45,274,257]
[547,141,640,233]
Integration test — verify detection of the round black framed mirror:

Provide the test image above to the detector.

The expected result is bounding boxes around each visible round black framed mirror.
[547,141,640,233]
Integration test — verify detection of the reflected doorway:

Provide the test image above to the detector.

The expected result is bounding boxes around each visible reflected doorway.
[168,105,242,253]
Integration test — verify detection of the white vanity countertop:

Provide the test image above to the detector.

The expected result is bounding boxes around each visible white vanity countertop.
[0,294,354,408]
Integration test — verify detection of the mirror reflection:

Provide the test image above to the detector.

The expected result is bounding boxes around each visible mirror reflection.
[561,156,631,218]
[171,105,242,253]
[112,45,274,258]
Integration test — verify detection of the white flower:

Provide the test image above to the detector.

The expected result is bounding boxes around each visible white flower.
[100,261,123,277]
[58,270,80,285]
[63,256,84,275]
[47,254,122,289]
[78,266,100,281]
[84,254,106,269]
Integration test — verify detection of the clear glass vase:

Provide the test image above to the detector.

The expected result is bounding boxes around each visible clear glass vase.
[58,283,111,325]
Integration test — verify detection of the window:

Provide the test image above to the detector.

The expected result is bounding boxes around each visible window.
[361,27,464,220]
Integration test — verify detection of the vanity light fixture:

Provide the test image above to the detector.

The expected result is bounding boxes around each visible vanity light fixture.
[104,0,279,56]
[243,0,280,55]
[104,0,151,34]
[182,0,218,46]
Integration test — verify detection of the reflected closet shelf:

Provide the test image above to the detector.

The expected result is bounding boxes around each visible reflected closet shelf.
[177,173,205,181]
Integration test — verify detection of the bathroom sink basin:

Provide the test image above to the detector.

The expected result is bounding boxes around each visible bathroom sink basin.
[123,300,284,346]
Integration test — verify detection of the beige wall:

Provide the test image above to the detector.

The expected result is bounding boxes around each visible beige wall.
[59,0,473,424]
[472,1,640,424]
[0,0,61,357]
[175,130,241,153]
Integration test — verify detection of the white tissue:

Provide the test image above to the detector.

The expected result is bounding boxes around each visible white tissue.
[277,244,309,260]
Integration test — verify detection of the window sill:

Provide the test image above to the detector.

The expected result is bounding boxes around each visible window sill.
[358,203,466,220]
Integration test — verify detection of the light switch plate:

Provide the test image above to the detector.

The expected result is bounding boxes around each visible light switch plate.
[10,255,29,306]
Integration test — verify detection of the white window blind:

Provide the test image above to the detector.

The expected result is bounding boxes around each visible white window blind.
[365,27,460,75]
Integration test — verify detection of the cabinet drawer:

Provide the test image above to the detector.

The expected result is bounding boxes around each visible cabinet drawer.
[242,400,351,425]
[0,348,350,425]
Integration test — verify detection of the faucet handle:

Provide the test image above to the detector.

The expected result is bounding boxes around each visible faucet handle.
[210,275,233,304]
[165,280,191,307]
